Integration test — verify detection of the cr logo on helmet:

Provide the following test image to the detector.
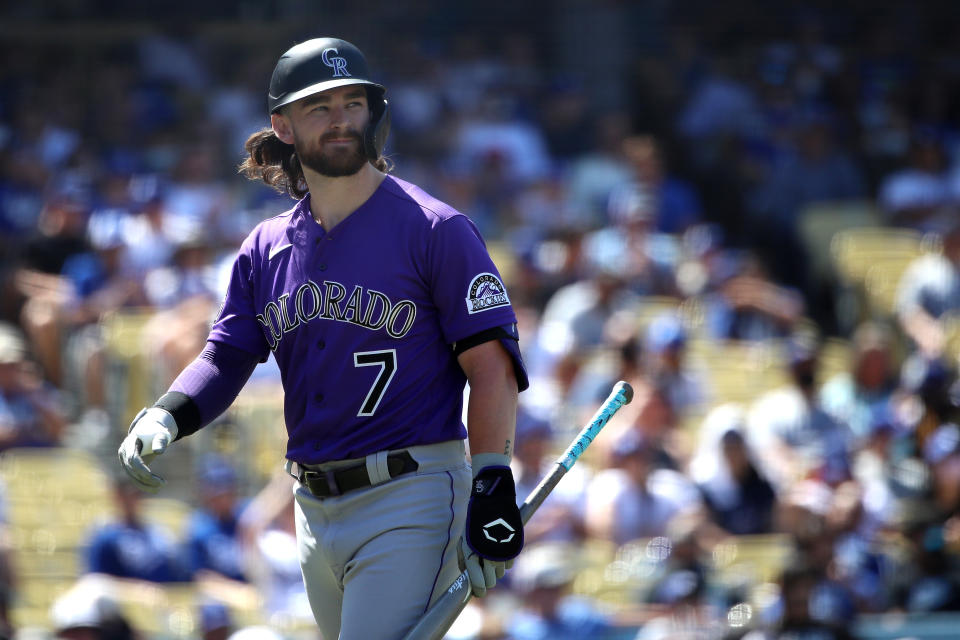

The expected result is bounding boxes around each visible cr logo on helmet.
[321,48,351,77]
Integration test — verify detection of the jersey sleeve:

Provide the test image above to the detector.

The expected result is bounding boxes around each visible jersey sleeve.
[428,215,517,344]
[428,215,529,391]
[208,244,271,362]
[167,341,260,438]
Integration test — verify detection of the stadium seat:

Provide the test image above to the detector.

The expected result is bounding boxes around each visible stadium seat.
[816,337,853,387]
[708,534,794,588]
[798,199,881,287]
[139,497,194,538]
[227,386,287,485]
[830,226,941,320]
[686,339,790,406]
[100,308,159,425]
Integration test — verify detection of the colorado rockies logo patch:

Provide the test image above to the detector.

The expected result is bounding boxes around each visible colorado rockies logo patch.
[466,273,510,314]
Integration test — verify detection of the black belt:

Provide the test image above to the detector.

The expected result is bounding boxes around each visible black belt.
[299,450,419,498]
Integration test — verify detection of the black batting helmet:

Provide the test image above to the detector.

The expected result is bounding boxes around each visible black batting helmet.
[268,37,391,162]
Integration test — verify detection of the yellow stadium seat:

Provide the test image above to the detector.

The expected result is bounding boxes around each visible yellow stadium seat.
[687,339,790,406]
[798,199,881,285]
[709,534,795,587]
[10,605,50,629]
[17,577,77,608]
[100,308,158,423]
[0,447,112,498]
[15,549,80,579]
[485,240,517,287]
[633,296,683,328]
[816,337,853,387]
[0,447,117,635]
[831,226,942,318]
[140,497,194,538]
[228,386,287,483]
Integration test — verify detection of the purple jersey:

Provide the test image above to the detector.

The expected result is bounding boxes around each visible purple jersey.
[209,176,522,463]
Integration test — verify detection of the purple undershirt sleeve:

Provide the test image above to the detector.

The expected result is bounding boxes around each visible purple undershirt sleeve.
[169,341,260,429]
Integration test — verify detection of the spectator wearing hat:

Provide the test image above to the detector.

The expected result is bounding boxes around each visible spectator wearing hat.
[895,218,960,360]
[746,334,852,491]
[142,223,220,310]
[821,480,890,613]
[584,430,699,546]
[503,541,613,640]
[819,321,899,446]
[606,135,704,235]
[643,312,709,419]
[185,454,249,584]
[49,580,137,640]
[120,174,177,278]
[592,172,681,298]
[689,404,778,536]
[879,129,952,229]
[141,223,224,387]
[84,478,190,583]
[511,406,588,544]
[531,230,645,406]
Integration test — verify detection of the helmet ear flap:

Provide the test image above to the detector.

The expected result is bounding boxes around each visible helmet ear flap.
[364,97,391,162]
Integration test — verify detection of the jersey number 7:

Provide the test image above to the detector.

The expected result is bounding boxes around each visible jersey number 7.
[353,349,398,416]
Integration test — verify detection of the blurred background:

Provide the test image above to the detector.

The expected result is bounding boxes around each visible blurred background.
[1,0,960,638]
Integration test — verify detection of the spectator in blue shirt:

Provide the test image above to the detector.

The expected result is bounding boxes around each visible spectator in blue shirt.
[85,479,189,583]
[185,454,248,583]
[505,542,613,640]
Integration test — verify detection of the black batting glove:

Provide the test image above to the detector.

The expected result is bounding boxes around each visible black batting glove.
[459,452,524,597]
[465,462,524,560]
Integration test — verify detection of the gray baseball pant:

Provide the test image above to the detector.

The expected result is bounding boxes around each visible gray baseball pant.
[290,440,470,640]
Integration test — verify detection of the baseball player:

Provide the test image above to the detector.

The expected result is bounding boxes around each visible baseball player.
[118,37,529,639]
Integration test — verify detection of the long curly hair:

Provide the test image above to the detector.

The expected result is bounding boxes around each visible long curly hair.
[238,128,390,199]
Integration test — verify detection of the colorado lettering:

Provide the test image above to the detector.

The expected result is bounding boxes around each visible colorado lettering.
[360,289,390,329]
[322,281,347,320]
[256,280,417,349]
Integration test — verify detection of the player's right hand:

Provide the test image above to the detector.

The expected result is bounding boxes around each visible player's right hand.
[460,452,524,597]
[117,407,179,492]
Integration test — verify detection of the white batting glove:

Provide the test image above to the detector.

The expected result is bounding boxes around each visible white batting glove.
[459,537,510,598]
[117,407,178,492]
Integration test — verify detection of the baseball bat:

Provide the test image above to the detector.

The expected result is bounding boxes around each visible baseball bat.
[401,380,634,640]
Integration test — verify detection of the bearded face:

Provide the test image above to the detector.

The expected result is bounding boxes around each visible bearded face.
[294,128,368,177]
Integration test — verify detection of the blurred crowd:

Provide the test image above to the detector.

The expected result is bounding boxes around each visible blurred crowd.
[2,1,960,639]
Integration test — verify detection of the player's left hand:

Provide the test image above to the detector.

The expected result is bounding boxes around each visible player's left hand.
[460,453,524,597]
[117,407,179,492]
